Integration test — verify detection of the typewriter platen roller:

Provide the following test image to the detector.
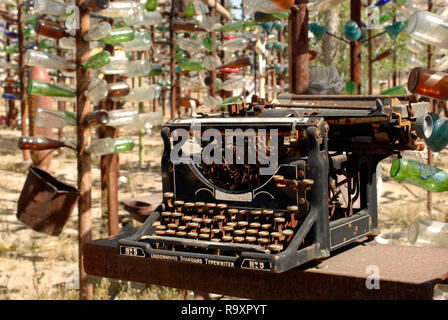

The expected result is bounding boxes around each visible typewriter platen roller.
[118,95,432,272]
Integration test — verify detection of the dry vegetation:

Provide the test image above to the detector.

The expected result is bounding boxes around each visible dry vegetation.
[0,122,447,300]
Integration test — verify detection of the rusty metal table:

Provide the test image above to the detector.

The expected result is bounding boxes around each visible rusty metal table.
[83,234,448,299]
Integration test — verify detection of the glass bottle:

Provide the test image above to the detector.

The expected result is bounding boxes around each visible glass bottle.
[111,85,161,102]
[371,48,393,63]
[184,0,196,18]
[100,27,134,45]
[307,0,346,11]
[408,219,448,248]
[177,37,203,54]
[179,77,207,90]
[143,11,163,26]
[120,31,151,51]
[99,56,129,75]
[59,37,76,50]
[434,56,448,72]
[33,0,67,16]
[18,136,72,150]
[221,38,248,52]
[408,39,426,55]
[407,11,448,49]
[3,45,19,54]
[202,35,215,52]
[173,21,206,32]
[84,79,130,105]
[83,21,112,41]
[123,60,152,77]
[28,80,76,98]
[179,58,206,71]
[424,113,448,152]
[35,21,72,39]
[220,57,250,69]
[385,21,405,40]
[88,137,135,156]
[390,157,448,192]
[221,77,247,91]
[407,56,425,68]
[380,85,407,95]
[407,67,448,100]
[148,64,168,76]
[244,0,294,13]
[35,108,77,128]
[97,1,140,19]
[145,0,158,11]
[82,50,111,69]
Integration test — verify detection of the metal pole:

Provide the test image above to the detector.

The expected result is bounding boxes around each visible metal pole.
[209,4,217,97]
[427,0,434,216]
[169,2,177,118]
[350,0,361,94]
[289,0,309,94]
[76,0,93,300]
[367,0,373,95]
[17,0,30,161]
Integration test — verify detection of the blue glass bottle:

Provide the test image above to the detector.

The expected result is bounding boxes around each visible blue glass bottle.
[385,21,405,40]
[344,21,361,41]
[375,0,390,7]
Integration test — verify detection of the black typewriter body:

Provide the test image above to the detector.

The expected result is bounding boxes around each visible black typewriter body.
[119,94,431,272]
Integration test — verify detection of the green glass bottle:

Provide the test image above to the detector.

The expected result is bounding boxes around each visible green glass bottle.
[184,0,195,18]
[179,58,206,71]
[175,50,187,61]
[345,81,357,94]
[82,50,111,69]
[145,0,158,11]
[202,35,215,52]
[88,137,135,156]
[28,80,76,98]
[390,157,448,192]
[4,45,19,54]
[100,27,134,45]
[380,85,407,95]
[149,64,168,76]
[216,20,257,32]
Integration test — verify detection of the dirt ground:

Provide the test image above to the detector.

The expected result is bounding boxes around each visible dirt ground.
[0,123,447,300]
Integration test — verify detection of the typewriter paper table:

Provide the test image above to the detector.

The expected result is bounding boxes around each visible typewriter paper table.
[84,234,448,300]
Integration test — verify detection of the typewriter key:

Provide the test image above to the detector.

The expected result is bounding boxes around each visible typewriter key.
[261,223,272,231]
[222,236,233,242]
[210,238,221,242]
[262,209,274,223]
[286,205,299,228]
[258,231,270,238]
[227,208,238,221]
[210,228,222,239]
[282,229,294,243]
[187,231,198,239]
[206,203,217,217]
[249,222,261,229]
[163,192,174,208]
[258,238,269,248]
[247,229,258,236]
[192,217,203,224]
[161,211,172,224]
[238,209,248,221]
[165,229,176,236]
[274,217,286,233]
[188,222,200,231]
[234,236,245,243]
[234,229,246,237]
[199,233,210,240]
[217,203,228,216]
[223,226,234,236]
[182,216,193,225]
[200,227,211,234]
[194,202,205,217]
[203,218,213,226]
[177,225,188,232]
[172,212,182,224]
[250,210,261,223]
[226,222,238,228]
[270,232,282,244]
[268,244,283,253]
[184,202,195,215]
[155,230,166,236]
[214,215,226,230]
[176,231,187,237]
[237,221,249,230]
[167,223,178,230]
[156,225,167,231]
[273,175,286,188]
[274,212,285,218]
[246,236,257,244]
[174,200,184,212]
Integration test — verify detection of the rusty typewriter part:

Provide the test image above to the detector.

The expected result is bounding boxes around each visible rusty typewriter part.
[119,94,432,272]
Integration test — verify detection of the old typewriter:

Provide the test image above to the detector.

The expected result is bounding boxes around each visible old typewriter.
[119,94,432,272]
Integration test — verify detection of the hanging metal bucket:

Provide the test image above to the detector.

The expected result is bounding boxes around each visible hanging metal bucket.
[17,167,80,236]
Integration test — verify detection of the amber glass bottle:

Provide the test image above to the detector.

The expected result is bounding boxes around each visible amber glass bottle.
[35,21,71,39]
[407,67,448,100]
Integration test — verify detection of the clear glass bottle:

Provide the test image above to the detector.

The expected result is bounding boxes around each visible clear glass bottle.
[221,38,248,52]
[179,58,206,71]
[390,157,448,192]
[33,0,67,16]
[407,56,425,68]
[177,37,203,54]
[99,56,129,75]
[123,60,152,77]
[408,219,448,248]
[407,39,427,55]
[221,77,247,91]
[244,0,294,13]
[83,21,112,41]
[97,1,140,19]
[143,11,163,26]
[407,11,448,49]
[35,108,77,128]
[111,85,161,103]
[120,31,151,51]
[88,137,135,156]
[25,50,75,72]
